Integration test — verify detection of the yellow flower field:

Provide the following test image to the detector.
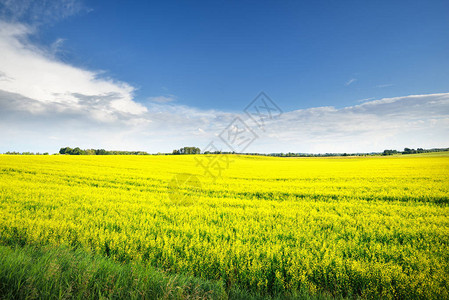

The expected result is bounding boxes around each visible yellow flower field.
[0,153,448,298]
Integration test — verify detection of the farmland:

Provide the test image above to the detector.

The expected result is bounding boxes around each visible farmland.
[0,153,448,299]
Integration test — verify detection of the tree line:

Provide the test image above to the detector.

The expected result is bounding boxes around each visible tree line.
[381,147,447,155]
[59,147,149,155]
[3,146,448,156]
[3,151,49,155]
[262,147,449,157]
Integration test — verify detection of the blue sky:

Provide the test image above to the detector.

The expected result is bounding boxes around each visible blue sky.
[0,0,448,153]
[37,0,449,111]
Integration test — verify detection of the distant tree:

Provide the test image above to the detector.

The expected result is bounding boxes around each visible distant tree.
[173,147,200,155]
[403,148,416,154]
[71,147,85,155]
[59,147,72,155]
[95,149,108,155]
[84,149,96,155]
[382,149,398,156]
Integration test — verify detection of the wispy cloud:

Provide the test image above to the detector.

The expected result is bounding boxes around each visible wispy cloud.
[376,83,394,88]
[50,38,66,56]
[148,95,177,104]
[357,97,375,103]
[0,0,88,25]
[345,78,357,86]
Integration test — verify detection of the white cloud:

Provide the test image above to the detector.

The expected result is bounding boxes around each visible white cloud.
[0,21,448,154]
[0,21,147,118]
[256,93,449,153]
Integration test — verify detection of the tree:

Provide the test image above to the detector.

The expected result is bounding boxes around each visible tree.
[95,149,108,155]
[59,147,72,155]
[403,148,416,154]
[382,149,398,156]
[71,147,85,155]
[173,147,200,155]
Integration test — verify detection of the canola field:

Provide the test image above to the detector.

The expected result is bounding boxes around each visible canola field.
[0,153,448,298]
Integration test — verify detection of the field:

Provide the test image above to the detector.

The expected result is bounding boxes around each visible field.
[0,153,448,299]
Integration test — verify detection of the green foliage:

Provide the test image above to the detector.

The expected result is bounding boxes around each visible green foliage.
[382,149,398,156]
[402,147,427,154]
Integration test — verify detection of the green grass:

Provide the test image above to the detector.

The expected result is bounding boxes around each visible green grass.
[0,244,334,300]
[0,244,227,300]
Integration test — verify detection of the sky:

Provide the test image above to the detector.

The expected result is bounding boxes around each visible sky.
[0,0,448,154]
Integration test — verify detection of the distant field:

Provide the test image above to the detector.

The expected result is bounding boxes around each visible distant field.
[0,153,448,299]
